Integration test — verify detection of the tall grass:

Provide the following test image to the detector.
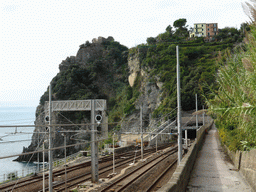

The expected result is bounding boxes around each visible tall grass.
[207,5,256,150]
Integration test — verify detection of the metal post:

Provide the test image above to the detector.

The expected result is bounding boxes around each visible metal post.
[37,132,39,173]
[140,105,143,160]
[156,134,158,152]
[149,133,151,147]
[113,133,115,174]
[91,100,99,183]
[203,105,205,125]
[168,126,170,142]
[43,142,45,192]
[196,94,198,129]
[185,129,188,149]
[64,135,67,192]
[177,45,182,165]
[48,84,53,192]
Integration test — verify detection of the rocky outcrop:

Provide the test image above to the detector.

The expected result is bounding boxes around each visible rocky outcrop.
[122,51,164,132]
[128,54,140,87]
[15,36,125,162]
[59,36,114,72]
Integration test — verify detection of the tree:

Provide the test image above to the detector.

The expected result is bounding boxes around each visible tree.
[146,37,156,45]
[172,18,189,38]
[166,25,173,34]
[240,22,250,33]
[173,18,187,29]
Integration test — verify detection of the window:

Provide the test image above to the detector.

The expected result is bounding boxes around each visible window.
[196,24,197,28]
[214,24,217,27]
[196,29,198,32]
[208,33,210,36]
[214,32,216,35]
[214,28,217,31]
[202,24,203,27]
[202,33,204,35]
[208,28,209,31]
[208,24,209,27]
[202,28,204,31]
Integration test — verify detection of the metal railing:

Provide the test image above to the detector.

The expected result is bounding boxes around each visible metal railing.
[0,151,84,184]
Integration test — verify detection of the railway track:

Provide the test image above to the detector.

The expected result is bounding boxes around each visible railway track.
[0,143,174,192]
[43,144,175,192]
[97,146,178,192]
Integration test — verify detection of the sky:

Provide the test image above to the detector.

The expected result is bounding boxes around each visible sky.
[0,0,250,107]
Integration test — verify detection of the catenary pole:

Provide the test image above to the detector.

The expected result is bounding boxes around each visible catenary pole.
[113,133,115,174]
[196,94,198,128]
[91,100,99,183]
[177,45,182,165]
[37,132,39,173]
[43,142,45,192]
[140,105,143,160]
[64,135,67,192]
[203,105,205,125]
[156,134,158,152]
[48,84,53,192]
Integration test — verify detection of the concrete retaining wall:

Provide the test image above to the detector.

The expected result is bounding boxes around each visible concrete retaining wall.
[240,149,256,191]
[220,135,256,191]
[158,120,214,192]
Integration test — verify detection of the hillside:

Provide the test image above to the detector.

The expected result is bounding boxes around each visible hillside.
[16,19,246,161]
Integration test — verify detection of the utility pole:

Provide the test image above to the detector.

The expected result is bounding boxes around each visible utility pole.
[63,134,67,192]
[156,134,158,152]
[48,84,53,192]
[91,100,99,183]
[203,105,205,125]
[113,133,115,174]
[61,133,67,192]
[185,129,188,149]
[37,132,39,173]
[43,142,45,192]
[177,45,182,165]
[196,94,198,129]
[140,105,143,160]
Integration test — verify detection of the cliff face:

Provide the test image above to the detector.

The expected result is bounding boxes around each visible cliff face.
[15,36,129,161]
[121,50,163,132]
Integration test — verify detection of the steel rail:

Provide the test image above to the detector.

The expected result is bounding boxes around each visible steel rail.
[44,144,174,192]
[145,159,177,192]
[100,146,178,192]
[0,144,173,192]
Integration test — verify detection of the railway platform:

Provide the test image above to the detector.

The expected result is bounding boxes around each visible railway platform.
[186,124,253,192]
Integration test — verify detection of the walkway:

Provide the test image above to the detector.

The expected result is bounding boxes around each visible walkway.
[186,124,253,192]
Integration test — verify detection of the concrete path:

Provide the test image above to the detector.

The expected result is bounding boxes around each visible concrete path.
[187,125,253,192]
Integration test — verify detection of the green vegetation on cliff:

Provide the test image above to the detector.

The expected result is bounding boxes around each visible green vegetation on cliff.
[207,25,256,151]
[113,19,245,121]
[38,19,246,136]
[39,39,129,125]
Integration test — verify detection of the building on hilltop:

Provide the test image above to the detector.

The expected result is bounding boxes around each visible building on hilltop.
[190,23,218,41]
[190,23,206,38]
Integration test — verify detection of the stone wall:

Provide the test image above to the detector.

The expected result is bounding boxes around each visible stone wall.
[220,137,256,191]
[240,150,256,191]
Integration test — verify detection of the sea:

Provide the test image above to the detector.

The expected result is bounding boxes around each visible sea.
[0,106,40,182]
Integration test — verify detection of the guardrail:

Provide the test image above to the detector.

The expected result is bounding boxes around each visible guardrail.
[0,151,84,184]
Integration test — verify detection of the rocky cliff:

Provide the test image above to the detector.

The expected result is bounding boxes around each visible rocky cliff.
[15,36,129,161]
